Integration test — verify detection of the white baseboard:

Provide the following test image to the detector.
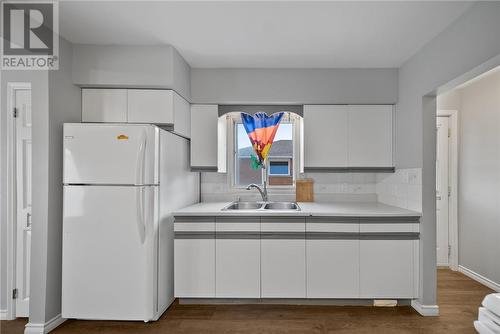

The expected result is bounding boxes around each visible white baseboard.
[459,265,500,292]
[411,300,439,316]
[0,309,8,320]
[25,314,66,334]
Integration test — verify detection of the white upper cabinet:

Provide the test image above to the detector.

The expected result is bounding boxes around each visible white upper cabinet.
[82,89,127,123]
[190,105,227,172]
[348,105,393,167]
[127,89,173,124]
[304,105,349,168]
[82,88,191,138]
[303,104,393,169]
[172,92,191,138]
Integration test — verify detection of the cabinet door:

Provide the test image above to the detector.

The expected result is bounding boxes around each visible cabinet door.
[82,89,127,122]
[190,105,218,171]
[127,89,173,124]
[306,218,359,298]
[215,218,260,298]
[359,220,417,298]
[174,218,215,298]
[304,105,348,169]
[261,218,306,298]
[348,105,393,167]
[172,92,191,138]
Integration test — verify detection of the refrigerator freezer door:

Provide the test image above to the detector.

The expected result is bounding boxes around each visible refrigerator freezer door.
[62,185,158,321]
[63,123,158,185]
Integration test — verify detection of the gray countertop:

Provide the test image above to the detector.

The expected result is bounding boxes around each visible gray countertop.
[173,201,421,217]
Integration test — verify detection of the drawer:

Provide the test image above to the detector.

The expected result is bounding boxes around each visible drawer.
[216,217,260,232]
[261,217,305,232]
[306,217,358,233]
[360,223,419,233]
[174,217,215,232]
[307,223,359,233]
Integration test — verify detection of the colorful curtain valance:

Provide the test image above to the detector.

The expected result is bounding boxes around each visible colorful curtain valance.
[241,112,284,169]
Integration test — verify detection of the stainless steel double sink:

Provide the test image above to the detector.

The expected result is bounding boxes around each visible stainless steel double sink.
[222,201,300,211]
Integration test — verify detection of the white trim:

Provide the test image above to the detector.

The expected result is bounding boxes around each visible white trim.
[437,110,459,271]
[1,309,8,320]
[458,265,500,292]
[24,314,66,334]
[6,82,31,320]
[411,300,440,316]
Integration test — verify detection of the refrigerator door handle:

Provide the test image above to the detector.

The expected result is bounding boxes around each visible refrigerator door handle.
[136,186,146,243]
[136,130,147,185]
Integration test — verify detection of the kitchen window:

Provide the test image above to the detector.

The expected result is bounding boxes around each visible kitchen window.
[232,112,301,188]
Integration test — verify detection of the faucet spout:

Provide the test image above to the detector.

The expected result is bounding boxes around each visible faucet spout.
[246,182,268,202]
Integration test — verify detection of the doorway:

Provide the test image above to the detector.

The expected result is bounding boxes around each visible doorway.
[436,116,450,267]
[6,83,32,318]
[435,110,458,270]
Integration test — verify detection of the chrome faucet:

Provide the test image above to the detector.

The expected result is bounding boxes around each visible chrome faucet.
[246,181,268,202]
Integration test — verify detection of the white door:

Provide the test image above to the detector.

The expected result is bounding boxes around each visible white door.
[15,89,32,317]
[62,185,157,321]
[436,116,450,266]
[63,123,158,185]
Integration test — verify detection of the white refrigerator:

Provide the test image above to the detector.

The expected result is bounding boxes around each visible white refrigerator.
[62,123,199,321]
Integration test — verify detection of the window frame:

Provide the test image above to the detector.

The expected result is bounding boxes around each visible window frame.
[229,112,300,190]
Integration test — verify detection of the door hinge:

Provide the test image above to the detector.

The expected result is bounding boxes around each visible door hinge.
[448,245,451,257]
[448,128,451,138]
[12,288,18,299]
[448,186,451,197]
[13,107,18,118]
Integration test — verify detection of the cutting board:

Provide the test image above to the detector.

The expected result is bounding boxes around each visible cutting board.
[296,178,314,202]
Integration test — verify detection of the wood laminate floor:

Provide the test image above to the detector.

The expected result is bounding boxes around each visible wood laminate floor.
[1,269,493,334]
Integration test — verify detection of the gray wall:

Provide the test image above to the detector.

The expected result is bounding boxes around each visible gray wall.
[31,37,81,324]
[191,68,398,104]
[456,70,500,286]
[397,2,500,305]
[0,37,81,323]
[437,90,461,111]
[71,44,191,100]
[0,66,49,316]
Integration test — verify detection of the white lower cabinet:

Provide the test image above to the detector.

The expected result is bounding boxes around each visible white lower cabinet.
[215,218,260,298]
[359,219,418,298]
[306,218,360,298]
[261,218,306,298]
[174,218,215,298]
[174,215,419,300]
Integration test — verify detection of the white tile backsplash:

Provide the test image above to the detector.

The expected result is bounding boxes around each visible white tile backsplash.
[376,168,422,212]
[200,172,380,202]
[200,168,421,212]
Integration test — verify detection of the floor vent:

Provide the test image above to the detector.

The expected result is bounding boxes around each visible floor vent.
[374,299,397,307]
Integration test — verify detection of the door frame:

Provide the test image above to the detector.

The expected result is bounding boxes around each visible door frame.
[5,82,31,319]
[436,110,458,271]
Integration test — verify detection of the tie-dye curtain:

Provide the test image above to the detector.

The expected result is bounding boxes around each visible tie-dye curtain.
[241,112,284,169]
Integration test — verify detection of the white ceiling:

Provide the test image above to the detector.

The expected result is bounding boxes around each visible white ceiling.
[59,1,473,68]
